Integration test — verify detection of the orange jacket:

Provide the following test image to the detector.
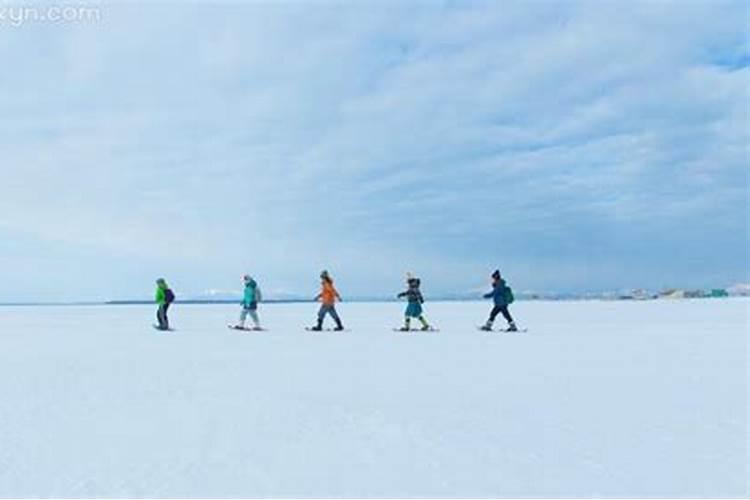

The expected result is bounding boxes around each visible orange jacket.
[319,280,340,305]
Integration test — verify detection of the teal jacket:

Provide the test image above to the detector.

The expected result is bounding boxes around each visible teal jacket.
[242,280,261,309]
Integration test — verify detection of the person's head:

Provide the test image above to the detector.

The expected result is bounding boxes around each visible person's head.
[156,278,167,288]
[491,270,501,282]
[406,272,419,287]
[243,274,253,284]
[320,270,331,282]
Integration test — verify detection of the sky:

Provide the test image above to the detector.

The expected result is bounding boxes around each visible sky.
[0,1,747,302]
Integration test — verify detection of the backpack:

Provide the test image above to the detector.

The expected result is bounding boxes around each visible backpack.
[503,285,514,305]
[164,288,175,305]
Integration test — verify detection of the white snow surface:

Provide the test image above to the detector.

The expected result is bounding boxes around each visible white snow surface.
[0,299,746,497]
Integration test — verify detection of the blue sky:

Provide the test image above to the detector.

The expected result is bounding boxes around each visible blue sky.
[0,1,747,302]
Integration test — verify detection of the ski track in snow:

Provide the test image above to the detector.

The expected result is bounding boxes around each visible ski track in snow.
[0,299,746,497]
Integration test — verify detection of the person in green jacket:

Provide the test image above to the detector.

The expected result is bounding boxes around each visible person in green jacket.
[155,278,175,330]
[233,274,262,330]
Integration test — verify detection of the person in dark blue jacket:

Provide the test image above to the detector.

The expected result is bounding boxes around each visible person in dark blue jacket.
[480,270,517,331]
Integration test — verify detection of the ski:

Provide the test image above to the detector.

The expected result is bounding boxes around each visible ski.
[152,324,175,332]
[228,325,266,332]
[392,327,439,332]
[476,326,527,333]
[305,327,350,332]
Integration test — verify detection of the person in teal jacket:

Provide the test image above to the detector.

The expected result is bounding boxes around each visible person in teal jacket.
[397,273,431,331]
[234,275,262,330]
[155,278,175,330]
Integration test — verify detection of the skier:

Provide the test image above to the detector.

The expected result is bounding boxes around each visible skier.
[154,278,175,330]
[397,272,432,331]
[310,270,344,331]
[233,275,262,330]
[480,270,517,331]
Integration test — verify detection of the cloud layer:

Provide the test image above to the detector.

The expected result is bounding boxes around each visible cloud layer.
[0,1,747,301]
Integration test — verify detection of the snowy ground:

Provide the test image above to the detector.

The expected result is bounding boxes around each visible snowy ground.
[0,299,745,497]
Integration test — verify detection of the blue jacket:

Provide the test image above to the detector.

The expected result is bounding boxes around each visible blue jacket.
[484,279,508,306]
[242,280,261,309]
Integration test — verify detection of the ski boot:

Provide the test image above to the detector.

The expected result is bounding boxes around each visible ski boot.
[506,322,518,332]
[334,321,345,331]
[480,323,493,331]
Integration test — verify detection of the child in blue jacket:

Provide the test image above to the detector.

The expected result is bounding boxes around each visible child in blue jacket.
[481,270,517,331]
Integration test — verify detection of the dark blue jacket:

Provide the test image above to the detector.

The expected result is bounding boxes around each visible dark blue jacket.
[398,278,424,304]
[484,279,508,306]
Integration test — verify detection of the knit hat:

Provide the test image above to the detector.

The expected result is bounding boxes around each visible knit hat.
[491,270,501,280]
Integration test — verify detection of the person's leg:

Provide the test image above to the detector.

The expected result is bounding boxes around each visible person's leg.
[156,306,164,329]
[163,303,170,329]
[248,309,260,329]
[329,306,343,329]
[401,316,411,330]
[483,305,501,329]
[238,308,248,328]
[418,315,430,329]
[402,304,412,330]
[314,305,326,329]
[500,305,516,330]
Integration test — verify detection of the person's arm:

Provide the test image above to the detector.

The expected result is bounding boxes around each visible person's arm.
[335,286,342,301]
[417,290,424,304]
[255,287,262,303]
[397,290,407,298]
[156,288,165,304]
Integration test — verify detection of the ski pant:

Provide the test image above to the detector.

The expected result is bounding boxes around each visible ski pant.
[488,304,513,324]
[317,304,342,327]
[157,303,170,329]
[240,307,259,326]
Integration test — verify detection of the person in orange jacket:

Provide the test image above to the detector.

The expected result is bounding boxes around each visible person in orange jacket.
[310,270,344,331]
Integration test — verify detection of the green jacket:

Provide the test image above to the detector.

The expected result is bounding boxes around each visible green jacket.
[155,283,168,305]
